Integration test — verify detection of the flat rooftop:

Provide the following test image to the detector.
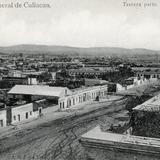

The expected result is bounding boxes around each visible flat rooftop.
[81,126,160,148]
[133,94,160,112]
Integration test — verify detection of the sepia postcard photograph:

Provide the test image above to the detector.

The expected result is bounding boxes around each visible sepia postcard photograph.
[0,0,160,159]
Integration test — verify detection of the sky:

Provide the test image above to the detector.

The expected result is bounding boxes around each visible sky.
[0,0,160,49]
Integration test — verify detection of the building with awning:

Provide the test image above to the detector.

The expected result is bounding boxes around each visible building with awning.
[5,85,72,126]
[0,83,109,127]
[8,84,108,110]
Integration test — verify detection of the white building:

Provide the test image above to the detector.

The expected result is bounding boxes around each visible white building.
[28,77,38,85]
[116,75,158,92]
[58,85,108,110]
[11,102,40,124]
[0,99,48,126]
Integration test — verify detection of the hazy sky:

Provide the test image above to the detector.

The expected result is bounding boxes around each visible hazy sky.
[0,0,160,49]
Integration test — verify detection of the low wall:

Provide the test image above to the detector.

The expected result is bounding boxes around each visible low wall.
[82,145,160,160]
[80,127,160,160]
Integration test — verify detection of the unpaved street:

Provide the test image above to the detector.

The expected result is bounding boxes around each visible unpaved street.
[0,98,128,160]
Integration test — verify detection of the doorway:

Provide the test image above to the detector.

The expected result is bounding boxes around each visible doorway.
[39,108,42,115]
[26,112,28,119]
[0,120,3,127]
[18,115,20,121]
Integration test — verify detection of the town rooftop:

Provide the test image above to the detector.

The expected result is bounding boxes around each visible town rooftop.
[133,94,160,112]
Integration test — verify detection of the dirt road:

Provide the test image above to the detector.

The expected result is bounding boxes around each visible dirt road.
[0,98,128,160]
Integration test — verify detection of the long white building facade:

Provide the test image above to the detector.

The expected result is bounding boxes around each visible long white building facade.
[0,84,108,127]
[58,85,108,110]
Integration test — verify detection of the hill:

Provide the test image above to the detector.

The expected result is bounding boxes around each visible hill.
[0,44,159,56]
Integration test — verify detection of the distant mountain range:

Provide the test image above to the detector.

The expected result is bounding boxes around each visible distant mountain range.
[0,44,159,56]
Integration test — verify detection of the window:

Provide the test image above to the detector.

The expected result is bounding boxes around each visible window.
[60,102,62,109]
[65,89,67,95]
[30,111,32,115]
[13,116,16,121]
[26,112,28,119]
